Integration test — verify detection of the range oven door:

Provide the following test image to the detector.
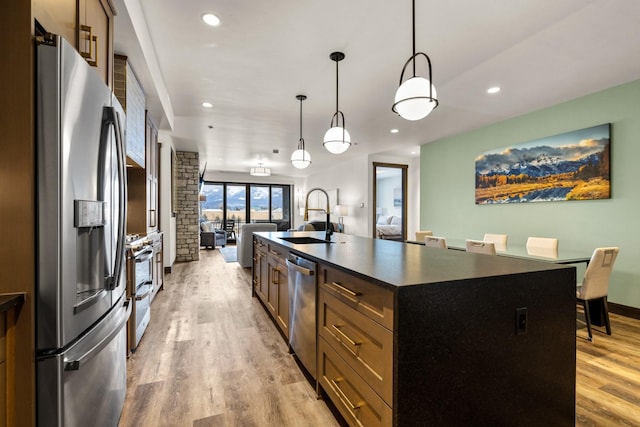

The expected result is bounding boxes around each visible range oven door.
[133,283,152,348]
[127,247,153,351]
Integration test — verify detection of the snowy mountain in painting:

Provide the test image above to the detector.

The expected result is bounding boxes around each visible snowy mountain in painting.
[482,153,600,178]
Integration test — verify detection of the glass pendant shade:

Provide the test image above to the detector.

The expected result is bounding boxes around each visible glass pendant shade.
[291,148,311,169]
[394,77,438,121]
[323,126,351,154]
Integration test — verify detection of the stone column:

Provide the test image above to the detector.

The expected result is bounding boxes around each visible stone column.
[175,151,200,261]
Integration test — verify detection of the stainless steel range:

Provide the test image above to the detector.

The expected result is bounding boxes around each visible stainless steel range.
[126,235,153,352]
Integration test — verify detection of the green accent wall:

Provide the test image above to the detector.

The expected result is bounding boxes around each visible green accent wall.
[421,79,640,309]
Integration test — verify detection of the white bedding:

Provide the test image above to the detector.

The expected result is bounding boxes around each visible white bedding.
[376,224,402,238]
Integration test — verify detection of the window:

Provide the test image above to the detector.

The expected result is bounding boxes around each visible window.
[201,182,292,232]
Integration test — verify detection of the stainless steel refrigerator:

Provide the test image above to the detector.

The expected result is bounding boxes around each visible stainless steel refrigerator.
[35,34,131,427]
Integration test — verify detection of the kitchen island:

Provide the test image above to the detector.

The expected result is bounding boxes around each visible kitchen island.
[252,231,576,427]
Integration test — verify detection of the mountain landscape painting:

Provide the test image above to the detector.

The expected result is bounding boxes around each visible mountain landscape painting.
[475,124,610,204]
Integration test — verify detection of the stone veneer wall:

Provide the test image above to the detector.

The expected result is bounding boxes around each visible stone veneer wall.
[175,151,200,262]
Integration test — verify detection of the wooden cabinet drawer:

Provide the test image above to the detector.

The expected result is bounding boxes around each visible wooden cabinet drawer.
[319,288,393,406]
[319,338,392,427]
[320,265,394,330]
[267,243,288,265]
[254,236,267,251]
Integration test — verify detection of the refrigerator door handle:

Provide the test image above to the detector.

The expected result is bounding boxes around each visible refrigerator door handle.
[64,300,131,371]
[100,106,127,291]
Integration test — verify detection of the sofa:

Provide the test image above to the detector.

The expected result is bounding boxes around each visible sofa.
[297,221,339,232]
[200,221,227,249]
[237,223,277,268]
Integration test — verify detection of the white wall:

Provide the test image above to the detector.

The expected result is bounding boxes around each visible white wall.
[158,130,176,269]
[377,175,402,219]
[303,156,369,236]
[301,152,419,238]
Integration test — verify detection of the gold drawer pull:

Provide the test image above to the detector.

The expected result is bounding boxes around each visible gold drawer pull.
[331,324,362,347]
[331,282,361,298]
[269,249,280,256]
[330,378,363,411]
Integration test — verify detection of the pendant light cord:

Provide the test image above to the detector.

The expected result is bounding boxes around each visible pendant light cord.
[335,58,339,114]
[412,0,416,78]
[299,97,304,150]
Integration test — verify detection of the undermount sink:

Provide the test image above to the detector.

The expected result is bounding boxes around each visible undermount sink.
[280,236,333,244]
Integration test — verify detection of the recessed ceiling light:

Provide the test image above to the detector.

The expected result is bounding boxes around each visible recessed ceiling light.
[202,102,213,108]
[410,151,416,155]
[202,13,221,27]
[487,86,501,94]
[390,129,399,134]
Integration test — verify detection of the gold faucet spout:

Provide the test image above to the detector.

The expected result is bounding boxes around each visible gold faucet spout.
[303,188,333,240]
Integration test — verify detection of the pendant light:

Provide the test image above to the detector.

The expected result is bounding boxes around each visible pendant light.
[392,0,439,121]
[250,163,271,177]
[323,52,351,154]
[291,95,311,169]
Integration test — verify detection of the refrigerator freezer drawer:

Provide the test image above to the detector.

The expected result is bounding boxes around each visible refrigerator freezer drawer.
[37,301,130,427]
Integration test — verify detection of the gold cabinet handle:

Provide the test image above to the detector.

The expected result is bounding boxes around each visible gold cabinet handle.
[79,25,98,67]
[331,324,362,347]
[331,282,361,298]
[330,378,363,411]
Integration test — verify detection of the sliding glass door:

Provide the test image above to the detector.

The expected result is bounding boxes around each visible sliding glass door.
[201,182,292,235]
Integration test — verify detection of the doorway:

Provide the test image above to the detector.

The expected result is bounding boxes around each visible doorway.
[373,162,408,241]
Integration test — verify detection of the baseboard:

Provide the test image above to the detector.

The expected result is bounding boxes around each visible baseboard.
[608,302,640,320]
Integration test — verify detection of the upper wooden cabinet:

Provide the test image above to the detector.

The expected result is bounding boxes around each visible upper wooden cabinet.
[34,0,115,88]
[146,114,159,233]
[114,55,146,167]
[77,0,115,87]
[126,113,159,236]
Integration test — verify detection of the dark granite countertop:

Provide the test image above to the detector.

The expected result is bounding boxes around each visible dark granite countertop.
[0,293,25,313]
[256,231,573,290]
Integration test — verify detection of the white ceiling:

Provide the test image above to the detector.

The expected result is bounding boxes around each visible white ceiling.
[113,0,640,178]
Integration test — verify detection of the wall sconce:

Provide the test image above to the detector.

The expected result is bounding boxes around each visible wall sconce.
[295,187,302,209]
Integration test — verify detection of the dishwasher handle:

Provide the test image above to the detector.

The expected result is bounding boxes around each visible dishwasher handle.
[286,259,315,276]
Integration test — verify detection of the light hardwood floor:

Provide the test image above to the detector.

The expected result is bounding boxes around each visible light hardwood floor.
[120,248,640,426]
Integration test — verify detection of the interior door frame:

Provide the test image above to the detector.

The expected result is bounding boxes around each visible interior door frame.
[372,162,408,240]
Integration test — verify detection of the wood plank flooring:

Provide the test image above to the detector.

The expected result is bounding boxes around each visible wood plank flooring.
[120,248,640,426]
[576,308,640,426]
[118,249,339,427]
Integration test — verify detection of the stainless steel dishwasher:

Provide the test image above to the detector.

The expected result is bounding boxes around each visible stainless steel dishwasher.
[287,253,318,381]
